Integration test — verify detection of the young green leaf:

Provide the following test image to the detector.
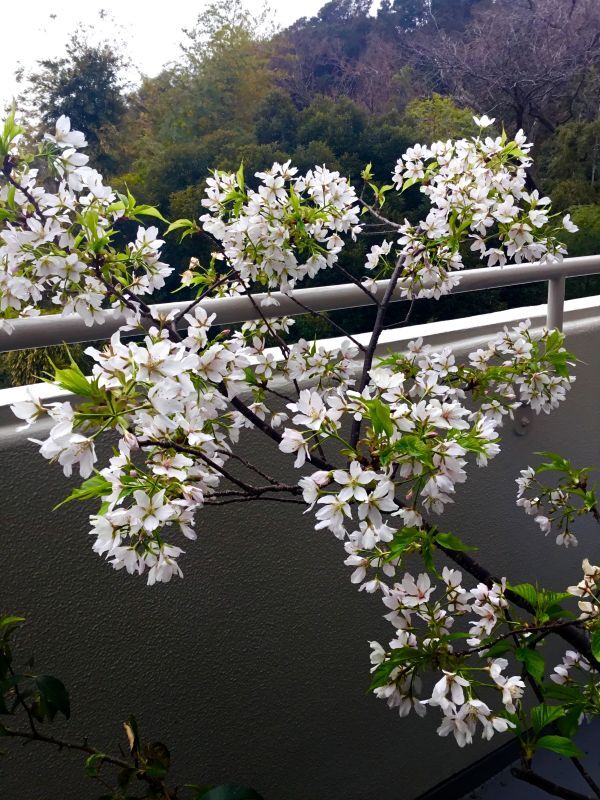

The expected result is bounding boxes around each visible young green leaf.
[531,703,566,735]
[591,629,600,661]
[516,648,544,683]
[53,474,112,510]
[537,735,583,758]
[509,583,538,608]
[35,675,70,720]
[434,531,477,552]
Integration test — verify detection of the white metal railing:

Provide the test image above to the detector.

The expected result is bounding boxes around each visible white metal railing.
[1,255,600,353]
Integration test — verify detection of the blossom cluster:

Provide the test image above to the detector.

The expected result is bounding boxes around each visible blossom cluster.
[368,567,524,746]
[384,117,575,299]
[516,452,594,547]
[0,114,172,332]
[200,161,362,297]
[3,112,595,760]
[278,322,573,595]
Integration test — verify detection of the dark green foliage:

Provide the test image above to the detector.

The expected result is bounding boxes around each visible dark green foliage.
[23,31,127,173]
[0,613,264,800]
[0,344,87,389]
[13,0,600,364]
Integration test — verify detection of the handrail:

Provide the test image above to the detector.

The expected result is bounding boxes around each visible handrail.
[1,254,600,353]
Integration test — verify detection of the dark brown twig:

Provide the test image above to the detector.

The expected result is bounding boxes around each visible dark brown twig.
[512,767,594,800]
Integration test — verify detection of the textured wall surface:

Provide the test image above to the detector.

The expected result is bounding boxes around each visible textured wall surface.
[2,300,600,800]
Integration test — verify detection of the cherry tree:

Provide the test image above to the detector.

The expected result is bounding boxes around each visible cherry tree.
[3,109,599,799]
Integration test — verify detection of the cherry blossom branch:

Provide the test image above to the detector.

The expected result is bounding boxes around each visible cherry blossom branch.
[512,767,594,800]
[223,389,334,472]
[332,262,381,305]
[255,381,295,403]
[138,437,300,497]
[350,256,405,449]
[2,155,45,221]
[204,495,305,506]
[359,198,402,229]
[214,450,286,485]
[438,543,600,669]
[172,269,235,325]
[90,255,153,317]
[1,725,131,771]
[456,617,592,657]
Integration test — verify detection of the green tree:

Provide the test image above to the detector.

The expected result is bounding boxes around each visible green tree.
[400,94,477,142]
[23,30,127,173]
[538,118,600,208]
[255,90,300,150]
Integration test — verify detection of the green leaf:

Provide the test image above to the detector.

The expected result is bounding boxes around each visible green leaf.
[385,527,420,560]
[421,531,435,573]
[0,616,25,639]
[401,177,418,192]
[35,675,70,720]
[49,354,101,400]
[535,451,571,475]
[84,752,106,777]
[591,629,600,661]
[483,640,513,659]
[236,162,245,190]
[542,683,582,703]
[369,647,422,690]
[557,705,586,738]
[537,735,583,758]
[364,398,394,438]
[53,474,112,510]
[196,785,263,800]
[165,218,195,235]
[434,531,477,552]
[516,648,545,683]
[509,583,538,608]
[531,704,566,735]
[132,204,168,223]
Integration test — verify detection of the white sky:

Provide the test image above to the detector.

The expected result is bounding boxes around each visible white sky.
[0,0,329,107]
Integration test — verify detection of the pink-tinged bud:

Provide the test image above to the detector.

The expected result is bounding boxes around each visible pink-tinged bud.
[182,485,204,504]
[123,430,139,451]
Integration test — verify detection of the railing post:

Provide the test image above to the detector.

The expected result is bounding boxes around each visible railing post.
[546,276,566,331]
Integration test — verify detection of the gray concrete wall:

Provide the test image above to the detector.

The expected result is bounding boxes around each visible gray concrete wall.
[2,297,600,800]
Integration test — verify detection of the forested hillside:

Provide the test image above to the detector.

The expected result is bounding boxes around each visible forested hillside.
[5,0,600,382]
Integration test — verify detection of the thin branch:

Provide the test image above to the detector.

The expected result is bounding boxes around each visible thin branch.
[333,262,381,305]
[438,543,600,670]
[382,299,416,329]
[137,437,268,495]
[2,726,131,771]
[91,257,152,318]
[350,256,405,449]
[243,289,303,400]
[214,449,287,486]
[223,388,334,472]
[512,767,594,800]
[256,381,295,404]
[204,495,305,506]
[571,759,600,800]
[286,294,367,353]
[457,616,592,657]
[2,156,45,221]
[172,269,235,325]
[359,198,402,229]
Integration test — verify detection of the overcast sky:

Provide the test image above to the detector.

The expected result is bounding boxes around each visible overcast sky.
[0,0,329,107]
